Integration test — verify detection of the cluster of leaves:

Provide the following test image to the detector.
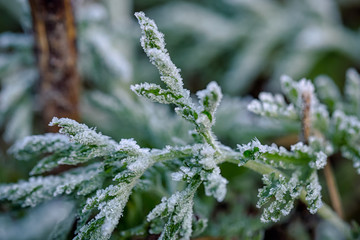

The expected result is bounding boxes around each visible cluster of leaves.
[249,69,360,174]
[0,0,197,150]
[0,11,359,240]
[141,0,360,95]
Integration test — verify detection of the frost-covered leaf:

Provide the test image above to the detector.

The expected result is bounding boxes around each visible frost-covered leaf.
[9,133,72,161]
[250,76,330,134]
[257,167,323,223]
[147,177,202,240]
[280,76,330,132]
[74,140,158,240]
[76,193,129,240]
[131,82,183,105]
[237,138,327,170]
[341,146,360,175]
[248,92,298,120]
[0,164,103,207]
[304,170,323,214]
[50,117,117,148]
[133,12,201,133]
[201,167,228,202]
[134,12,190,100]
[2,99,33,142]
[280,76,314,107]
[0,68,36,115]
[344,68,360,117]
[257,172,301,222]
[133,11,221,149]
[196,81,223,127]
[10,131,121,175]
[315,75,342,113]
[331,110,360,173]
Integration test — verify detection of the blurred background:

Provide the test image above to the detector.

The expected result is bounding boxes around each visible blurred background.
[0,0,360,239]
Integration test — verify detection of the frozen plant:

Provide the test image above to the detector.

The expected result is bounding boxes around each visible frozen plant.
[0,12,356,240]
[143,0,360,95]
[249,70,360,174]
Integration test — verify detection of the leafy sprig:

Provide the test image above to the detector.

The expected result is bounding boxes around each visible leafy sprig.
[0,11,355,240]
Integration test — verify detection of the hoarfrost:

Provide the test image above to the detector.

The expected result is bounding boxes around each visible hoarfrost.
[201,167,228,202]
[50,117,117,148]
[9,133,71,160]
[117,138,141,155]
[305,171,323,214]
[198,143,217,170]
[147,192,182,222]
[257,172,301,222]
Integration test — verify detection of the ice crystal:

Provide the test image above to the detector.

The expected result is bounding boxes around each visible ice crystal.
[257,172,301,222]
[9,133,71,161]
[133,12,190,102]
[331,110,360,173]
[247,92,298,120]
[0,164,102,207]
[171,166,197,182]
[133,12,222,151]
[147,178,201,240]
[117,138,141,155]
[201,167,228,202]
[196,81,223,127]
[257,173,295,222]
[305,171,323,214]
[249,75,331,134]
[198,143,217,170]
[50,117,117,148]
[237,138,327,170]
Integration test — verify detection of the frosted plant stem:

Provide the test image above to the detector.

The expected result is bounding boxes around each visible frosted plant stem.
[201,131,218,151]
[298,91,346,232]
[152,147,194,162]
[301,91,344,220]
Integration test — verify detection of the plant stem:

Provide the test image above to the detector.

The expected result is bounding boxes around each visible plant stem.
[323,161,344,219]
[29,0,81,131]
[300,91,344,219]
[300,190,350,237]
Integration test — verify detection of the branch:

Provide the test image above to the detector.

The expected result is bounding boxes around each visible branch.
[29,0,81,131]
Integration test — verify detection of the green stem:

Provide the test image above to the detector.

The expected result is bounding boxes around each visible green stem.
[242,160,283,177]
[200,130,218,151]
[152,147,194,162]
[300,190,351,237]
